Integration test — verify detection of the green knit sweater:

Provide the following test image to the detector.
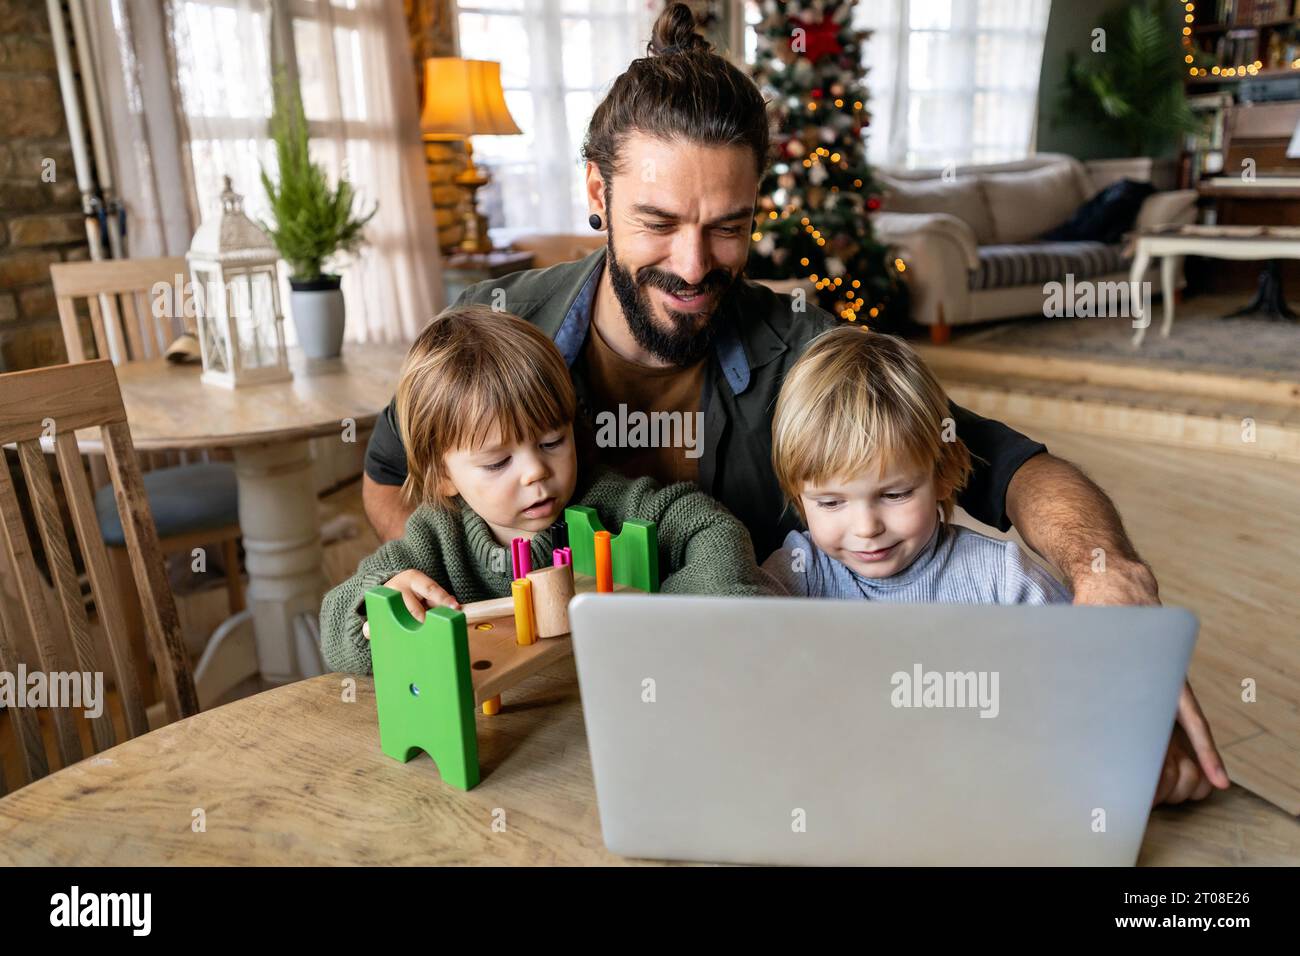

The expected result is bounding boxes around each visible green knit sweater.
[320,467,776,674]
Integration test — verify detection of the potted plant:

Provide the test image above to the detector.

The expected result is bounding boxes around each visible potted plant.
[261,77,376,360]
[1056,0,1200,159]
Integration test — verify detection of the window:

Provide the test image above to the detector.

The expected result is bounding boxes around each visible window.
[166,0,440,343]
[455,0,657,235]
[745,0,1051,170]
[171,0,376,230]
[171,0,277,224]
[882,0,1051,168]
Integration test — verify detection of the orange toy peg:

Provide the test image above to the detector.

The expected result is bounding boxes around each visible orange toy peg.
[594,530,613,592]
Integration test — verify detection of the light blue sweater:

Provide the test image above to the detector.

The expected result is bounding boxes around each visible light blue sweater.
[761,522,1071,604]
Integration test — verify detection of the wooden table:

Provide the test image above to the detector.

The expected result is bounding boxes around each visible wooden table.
[1129,225,1300,345]
[0,665,1294,866]
[72,342,408,706]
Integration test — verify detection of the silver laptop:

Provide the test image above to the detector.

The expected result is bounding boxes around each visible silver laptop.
[569,595,1197,866]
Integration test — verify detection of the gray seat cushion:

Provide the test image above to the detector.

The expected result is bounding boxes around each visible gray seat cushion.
[96,462,238,547]
[970,241,1128,291]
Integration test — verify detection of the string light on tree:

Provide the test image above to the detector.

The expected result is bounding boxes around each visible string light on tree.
[745,0,905,327]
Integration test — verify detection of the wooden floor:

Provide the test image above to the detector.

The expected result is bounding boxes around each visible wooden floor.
[915,343,1300,465]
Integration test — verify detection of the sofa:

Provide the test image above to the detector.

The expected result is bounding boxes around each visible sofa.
[873,153,1197,342]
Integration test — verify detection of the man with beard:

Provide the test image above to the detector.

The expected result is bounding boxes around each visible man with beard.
[358,3,1227,804]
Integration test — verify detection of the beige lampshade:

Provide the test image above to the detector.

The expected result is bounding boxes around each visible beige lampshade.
[421,57,521,139]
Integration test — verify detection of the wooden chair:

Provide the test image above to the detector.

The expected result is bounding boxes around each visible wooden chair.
[0,360,199,795]
[48,259,245,687]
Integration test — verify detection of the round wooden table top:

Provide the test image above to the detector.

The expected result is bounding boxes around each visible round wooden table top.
[0,662,1294,866]
[75,342,409,452]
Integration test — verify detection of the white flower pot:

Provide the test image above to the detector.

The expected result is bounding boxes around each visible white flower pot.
[289,278,345,360]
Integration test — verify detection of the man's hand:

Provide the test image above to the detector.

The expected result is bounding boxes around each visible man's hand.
[1153,695,1232,805]
[361,569,460,639]
[1070,559,1230,804]
[1066,556,1227,806]
[1007,453,1230,805]
[1070,555,1159,607]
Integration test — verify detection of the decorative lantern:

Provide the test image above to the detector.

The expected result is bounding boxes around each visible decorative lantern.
[187,176,293,388]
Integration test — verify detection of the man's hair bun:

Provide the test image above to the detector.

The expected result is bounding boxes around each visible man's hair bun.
[649,2,712,57]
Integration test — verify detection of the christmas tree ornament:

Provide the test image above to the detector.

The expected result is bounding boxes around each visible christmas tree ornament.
[746,0,906,328]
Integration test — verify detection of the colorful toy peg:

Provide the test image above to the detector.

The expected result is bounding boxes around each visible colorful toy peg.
[511,537,532,579]
[552,546,571,567]
[552,519,568,549]
[512,577,536,645]
[365,587,480,791]
[482,695,501,716]
[594,531,613,593]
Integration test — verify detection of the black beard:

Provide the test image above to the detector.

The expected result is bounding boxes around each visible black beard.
[605,234,737,368]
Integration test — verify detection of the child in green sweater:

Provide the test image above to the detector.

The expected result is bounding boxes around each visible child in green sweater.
[319,304,774,674]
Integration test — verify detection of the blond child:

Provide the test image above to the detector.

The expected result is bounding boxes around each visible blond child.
[761,327,1069,604]
[320,305,773,674]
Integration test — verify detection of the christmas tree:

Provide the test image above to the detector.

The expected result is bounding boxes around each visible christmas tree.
[746,0,904,326]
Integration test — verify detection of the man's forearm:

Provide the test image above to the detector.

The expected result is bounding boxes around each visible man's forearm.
[362,474,417,543]
[1007,452,1226,796]
[1005,453,1157,599]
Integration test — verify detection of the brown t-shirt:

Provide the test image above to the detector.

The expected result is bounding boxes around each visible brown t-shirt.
[581,320,705,486]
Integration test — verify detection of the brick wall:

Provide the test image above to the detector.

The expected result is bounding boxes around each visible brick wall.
[0,0,89,371]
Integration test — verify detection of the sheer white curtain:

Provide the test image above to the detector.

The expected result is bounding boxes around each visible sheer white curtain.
[280,0,445,343]
[81,0,197,259]
[855,0,1052,170]
[455,0,660,234]
[90,0,444,343]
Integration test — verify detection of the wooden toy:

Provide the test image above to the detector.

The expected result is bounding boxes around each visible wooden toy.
[367,595,480,790]
[365,507,660,790]
[526,564,575,638]
[594,531,612,592]
[564,506,659,593]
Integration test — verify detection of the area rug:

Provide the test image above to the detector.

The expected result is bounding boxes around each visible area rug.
[948,303,1300,377]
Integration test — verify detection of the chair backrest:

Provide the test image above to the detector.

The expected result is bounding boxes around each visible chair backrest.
[50,257,191,365]
[0,360,199,794]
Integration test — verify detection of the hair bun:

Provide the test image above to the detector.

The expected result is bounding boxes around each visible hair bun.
[649,2,712,57]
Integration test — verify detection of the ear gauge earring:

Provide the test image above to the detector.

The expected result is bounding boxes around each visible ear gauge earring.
[588,213,603,230]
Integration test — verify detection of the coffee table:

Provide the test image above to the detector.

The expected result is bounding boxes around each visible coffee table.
[1128,224,1300,346]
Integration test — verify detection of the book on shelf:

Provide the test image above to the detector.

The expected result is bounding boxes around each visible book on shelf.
[1204,0,1300,28]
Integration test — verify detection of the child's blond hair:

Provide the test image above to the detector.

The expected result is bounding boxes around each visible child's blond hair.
[396,305,576,511]
[772,326,972,522]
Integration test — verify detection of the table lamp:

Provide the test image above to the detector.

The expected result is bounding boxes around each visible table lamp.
[421,57,521,255]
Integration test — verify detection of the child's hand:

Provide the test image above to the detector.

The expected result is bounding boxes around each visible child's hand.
[361,570,461,639]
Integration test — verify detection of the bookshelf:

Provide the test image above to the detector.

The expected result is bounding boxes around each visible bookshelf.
[1179,1,1300,187]
[1183,1,1300,83]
